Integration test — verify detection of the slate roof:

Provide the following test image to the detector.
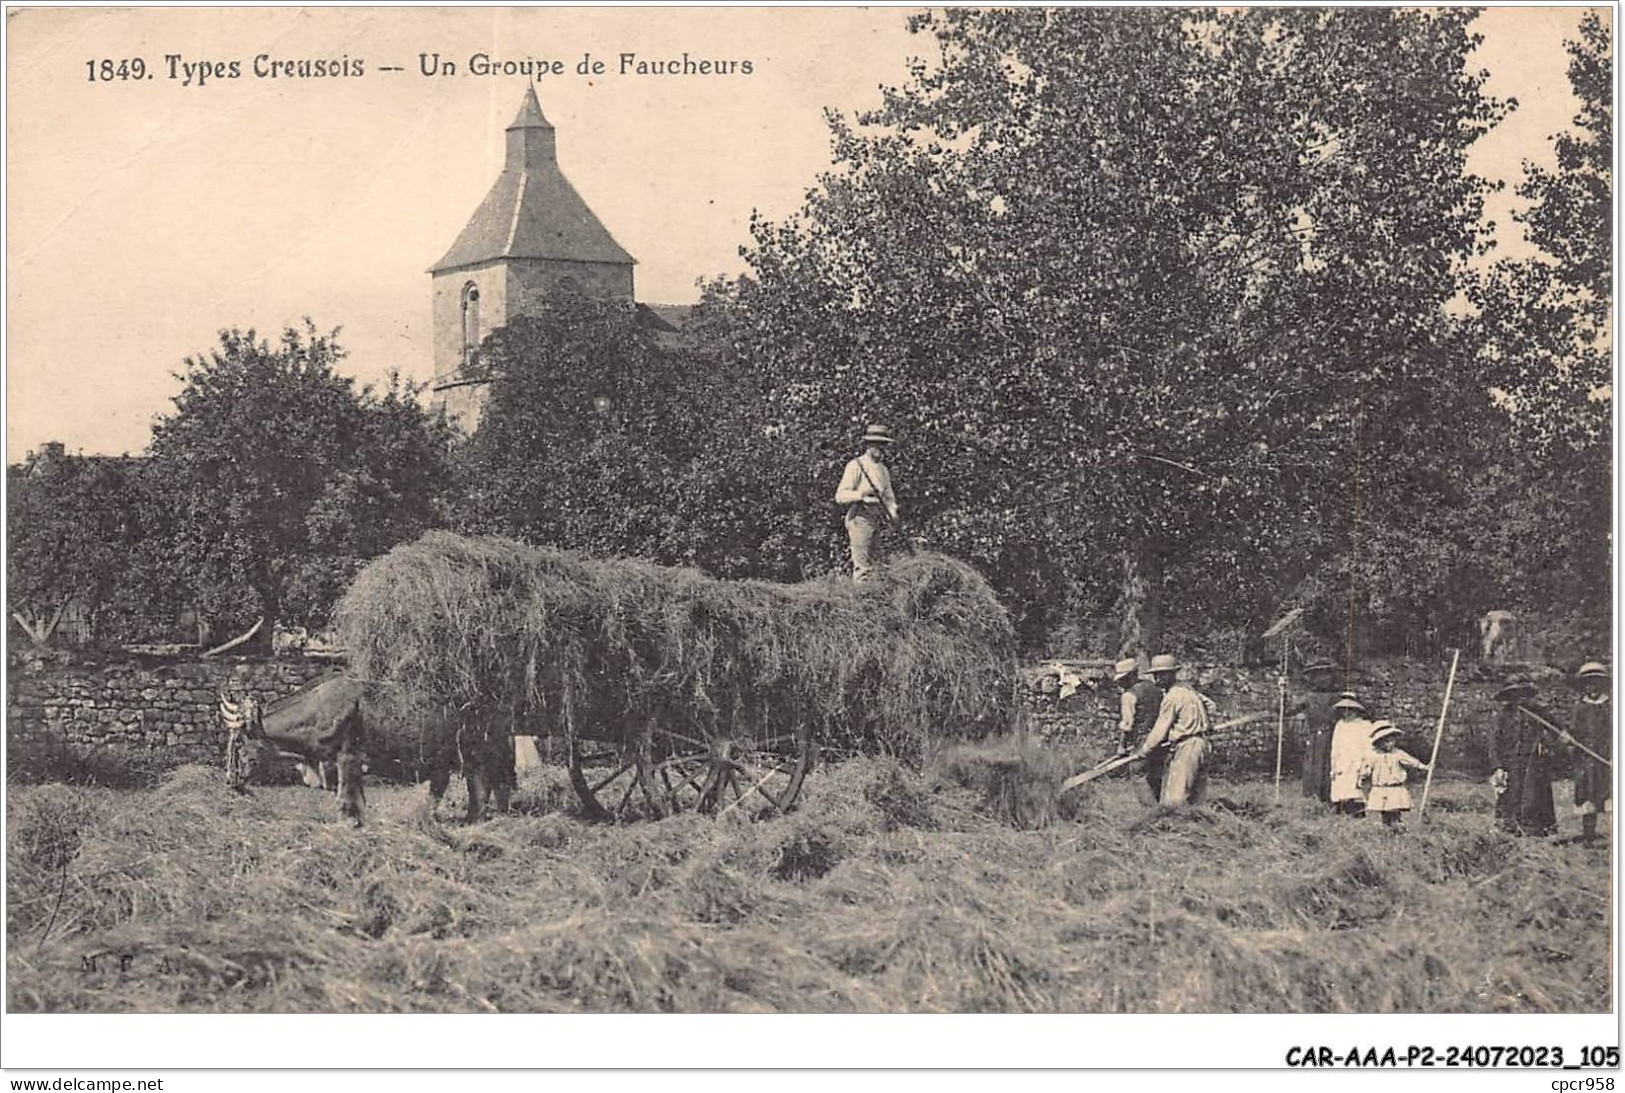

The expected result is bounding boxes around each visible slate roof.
[636,303,693,332]
[429,87,635,273]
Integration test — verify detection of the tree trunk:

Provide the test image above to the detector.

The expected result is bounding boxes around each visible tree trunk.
[1116,545,1165,658]
[252,581,281,654]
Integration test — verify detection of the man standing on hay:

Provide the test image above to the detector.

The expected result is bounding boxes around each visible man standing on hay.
[835,423,900,583]
[1127,654,1214,805]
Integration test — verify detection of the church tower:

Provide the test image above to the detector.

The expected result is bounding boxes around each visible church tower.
[429,86,636,425]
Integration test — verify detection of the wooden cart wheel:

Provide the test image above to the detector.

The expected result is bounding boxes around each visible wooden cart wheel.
[646,723,815,818]
[567,735,660,822]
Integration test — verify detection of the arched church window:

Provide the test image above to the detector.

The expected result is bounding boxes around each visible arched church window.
[461,283,481,365]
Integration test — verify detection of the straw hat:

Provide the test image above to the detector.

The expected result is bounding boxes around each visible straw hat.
[1493,681,1537,703]
[861,423,895,445]
[1576,661,1609,680]
[1369,721,1401,745]
[1332,696,1366,712]
[1112,657,1139,682]
[1149,654,1180,674]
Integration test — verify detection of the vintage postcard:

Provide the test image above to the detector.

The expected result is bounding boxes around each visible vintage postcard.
[3,3,1616,1080]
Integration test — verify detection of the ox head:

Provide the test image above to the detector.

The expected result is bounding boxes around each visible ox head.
[219,693,263,791]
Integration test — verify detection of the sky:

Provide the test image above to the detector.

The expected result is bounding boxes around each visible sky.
[3,6,1608,461]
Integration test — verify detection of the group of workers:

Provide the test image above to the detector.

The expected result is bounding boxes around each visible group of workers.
[837,424,1610,837]
[1106,654,1216,805]
[1298,659,1611,836]
[1484,662,1613,842]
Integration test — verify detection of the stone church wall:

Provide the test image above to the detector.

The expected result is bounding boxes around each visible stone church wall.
[506,259,634,312]
[430,260,508,383]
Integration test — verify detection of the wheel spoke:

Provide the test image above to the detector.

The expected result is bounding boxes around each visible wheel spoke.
[698,766,724,813]
[651,756,707,772]
[652,729,711,751]
[589,763,634,794]
[730,756,792,777]
[743,763,789,811]
[616,776,639,816]
[574,723,810,822]
[660,760,707,806]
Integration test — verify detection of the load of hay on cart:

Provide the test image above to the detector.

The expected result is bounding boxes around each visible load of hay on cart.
[335,532,1016,821]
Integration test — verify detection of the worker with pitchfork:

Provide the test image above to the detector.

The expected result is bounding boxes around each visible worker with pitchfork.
[1489,680,1556,837]
[834,423,900,583]
[1112,655,1163,759]
[1570,661,1611,845]
[1127,654,1214,805]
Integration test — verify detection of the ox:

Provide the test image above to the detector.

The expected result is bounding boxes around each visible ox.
[221,678,515,825]
[221,678,371,822]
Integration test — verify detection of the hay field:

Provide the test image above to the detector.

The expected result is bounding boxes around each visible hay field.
[7,748,1611,1013]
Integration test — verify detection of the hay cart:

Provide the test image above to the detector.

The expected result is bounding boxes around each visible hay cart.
[337,532,1014,825]
[566,715,816,822]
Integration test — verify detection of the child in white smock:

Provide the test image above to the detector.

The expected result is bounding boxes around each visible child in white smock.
[1360,721,1431,826]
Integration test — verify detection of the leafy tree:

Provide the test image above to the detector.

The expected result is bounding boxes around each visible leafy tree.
[6,448,146,646]
[454,287,708,560]
[1473,11,1612,626]
[1520,11,1612,333]
[702,8,1510,653]
[147,323,455,647]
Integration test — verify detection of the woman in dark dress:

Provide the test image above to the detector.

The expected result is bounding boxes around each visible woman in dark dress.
[1298,662,1339,802]
[1490,681,1556,836]
[1570,661,1611,844]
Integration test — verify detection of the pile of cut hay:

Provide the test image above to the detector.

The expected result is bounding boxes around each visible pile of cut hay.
[9,765,1611,1015]
[933,740,1095,830]
[333,532,1015,764]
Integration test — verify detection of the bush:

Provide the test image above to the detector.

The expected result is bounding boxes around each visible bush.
[7,740,175,790]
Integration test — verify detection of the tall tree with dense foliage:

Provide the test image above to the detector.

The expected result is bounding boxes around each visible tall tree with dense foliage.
[1473,11,1612,632]
[702,8,1510,652]
[147,323,455,647]
[7,448,147,645]
[452,288,707,560]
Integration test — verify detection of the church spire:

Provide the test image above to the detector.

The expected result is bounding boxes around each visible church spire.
[509,84,552,130]
[430,84,634,274]
[506,85,556,169]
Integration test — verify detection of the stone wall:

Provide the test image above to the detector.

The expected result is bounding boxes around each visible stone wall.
[7,648,1583,781]
[1023,658,1582,777]
[7,652,338,769]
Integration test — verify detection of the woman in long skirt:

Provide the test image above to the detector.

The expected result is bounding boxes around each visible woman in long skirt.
[1490,681,1556,837]
[1299,662,1340,802]
[1570,662,1611,844]
[1328,694,1374,816]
